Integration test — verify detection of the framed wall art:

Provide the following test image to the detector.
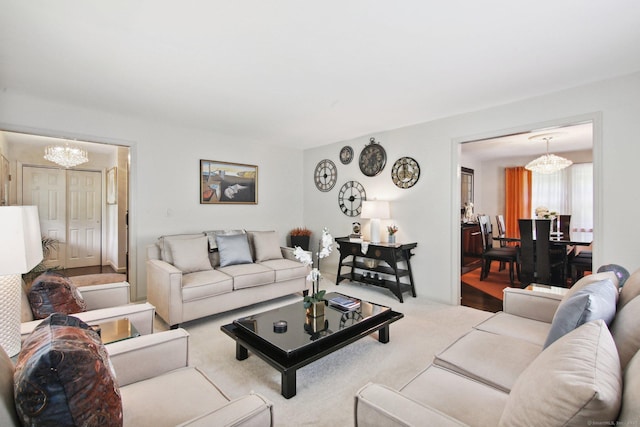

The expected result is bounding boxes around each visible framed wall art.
[106,167,117,204]
[200,159,258,204]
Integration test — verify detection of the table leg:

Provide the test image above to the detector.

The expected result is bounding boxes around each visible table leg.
[281,369,297,399]
[236,343,248,360]
[378,324,390,343]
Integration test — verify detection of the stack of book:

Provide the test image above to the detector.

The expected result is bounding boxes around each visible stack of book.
[328,295,361,311]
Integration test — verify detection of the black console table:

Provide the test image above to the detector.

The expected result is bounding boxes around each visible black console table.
[335,237,417,302]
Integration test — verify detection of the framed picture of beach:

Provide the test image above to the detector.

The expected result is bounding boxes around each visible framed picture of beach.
[200,159,258,204]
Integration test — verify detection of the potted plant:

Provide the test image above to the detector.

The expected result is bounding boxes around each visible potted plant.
[289,227,312,251]
[294,227,333,317]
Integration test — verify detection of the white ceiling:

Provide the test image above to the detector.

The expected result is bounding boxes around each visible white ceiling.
[1,1,640,150]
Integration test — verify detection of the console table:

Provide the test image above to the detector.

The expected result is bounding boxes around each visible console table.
[335,238,417,302]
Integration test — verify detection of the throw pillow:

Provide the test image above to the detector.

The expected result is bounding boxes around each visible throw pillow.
[204,229,245,252]
[166,236,213,273]
[610,295,640,370]
[14,313,122,426]
[619,267,640,309]
[543,278,618,349]
[28,271,87,320]
[252,231,284,262]
[216,233,253,267]
[156,233,204,264]
[499,320,622,427]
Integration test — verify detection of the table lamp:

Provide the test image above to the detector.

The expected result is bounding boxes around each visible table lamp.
[0,206,43,356]
[361,200,390,243]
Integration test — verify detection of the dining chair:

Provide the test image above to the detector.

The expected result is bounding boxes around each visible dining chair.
[518,219,565,286]
[479,215,519,286]
[495,214,511,271]
[550,214,573,285]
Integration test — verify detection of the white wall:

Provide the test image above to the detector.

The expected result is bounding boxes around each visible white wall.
[304,72,640,305]
[0,92,305,301]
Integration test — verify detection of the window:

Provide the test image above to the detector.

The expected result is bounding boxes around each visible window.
[531,163,593,231]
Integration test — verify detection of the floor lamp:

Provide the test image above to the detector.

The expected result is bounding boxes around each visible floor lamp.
[0,206,43,357]
[361,200,390,243]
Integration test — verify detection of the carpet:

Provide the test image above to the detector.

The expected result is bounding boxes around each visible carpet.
[70,273,127,287]
[154,277,493,426]
[461,263,515,300]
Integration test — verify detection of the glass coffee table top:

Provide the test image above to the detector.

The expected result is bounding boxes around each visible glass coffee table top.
[233,292,390,356]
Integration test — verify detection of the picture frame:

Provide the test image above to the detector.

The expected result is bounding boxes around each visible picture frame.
[107,167,117,204]
[200,159,258,204]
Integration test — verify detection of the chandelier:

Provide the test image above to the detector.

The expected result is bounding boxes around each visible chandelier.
[44,143,89,168]
[525,134,572,174]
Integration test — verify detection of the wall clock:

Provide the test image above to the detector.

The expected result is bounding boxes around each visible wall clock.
[391,156,421,189]
[339,146,354,164]
[314,159,337,191]
[359,137,386,177]
[338,180,366,217]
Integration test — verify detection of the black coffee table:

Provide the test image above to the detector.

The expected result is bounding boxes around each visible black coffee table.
[220,292,403,398]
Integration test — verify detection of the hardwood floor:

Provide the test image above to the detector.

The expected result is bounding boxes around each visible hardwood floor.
[59,265,118,277]
[461,257,502,313]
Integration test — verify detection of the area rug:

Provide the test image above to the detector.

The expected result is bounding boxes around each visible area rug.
[461,263,514,300]
[154,278,493,426]
[70,273,127,287]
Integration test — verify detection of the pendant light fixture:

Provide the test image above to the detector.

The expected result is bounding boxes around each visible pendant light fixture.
[44,142,89,168]
[525,133,573,174]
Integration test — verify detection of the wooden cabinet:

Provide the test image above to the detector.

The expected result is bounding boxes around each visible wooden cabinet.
[461,224,483,266]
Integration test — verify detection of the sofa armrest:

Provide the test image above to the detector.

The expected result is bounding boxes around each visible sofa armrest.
[502,288,562,323]
[107,328,190,387]
[78,281,130,310]
[355,383,467,427]
[177,393,273,427]
[20,302,155,340]
[281,246,311,262]
[146,258,185,327]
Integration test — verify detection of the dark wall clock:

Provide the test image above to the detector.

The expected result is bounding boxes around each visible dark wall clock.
[359,137,386,177]
[339,146,354,164]
[314,159,337,191]
[338,180,366,217]
[391,156,421,189]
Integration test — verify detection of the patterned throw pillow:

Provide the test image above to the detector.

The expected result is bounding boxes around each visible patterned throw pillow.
[14,314,122,426]
[28,271,87,320]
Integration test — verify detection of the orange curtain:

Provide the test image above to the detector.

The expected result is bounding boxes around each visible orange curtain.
[505,167,532,239]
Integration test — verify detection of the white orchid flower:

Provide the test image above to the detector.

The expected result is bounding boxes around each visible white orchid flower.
[293,246,312,266]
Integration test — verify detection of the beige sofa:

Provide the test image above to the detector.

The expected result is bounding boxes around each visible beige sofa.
[147,230,310,328]
[355,270,640,426]
[20,280,155,339]
[1,328,273,427]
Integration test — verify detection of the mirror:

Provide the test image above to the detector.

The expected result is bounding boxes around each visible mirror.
[461,167,474,210]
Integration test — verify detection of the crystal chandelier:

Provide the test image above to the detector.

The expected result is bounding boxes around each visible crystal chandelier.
[44,142,89,168]
[525,135,572,174]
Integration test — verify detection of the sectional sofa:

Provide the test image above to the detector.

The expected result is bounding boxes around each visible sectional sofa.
[355,269,640,426]
[147,230,310,328]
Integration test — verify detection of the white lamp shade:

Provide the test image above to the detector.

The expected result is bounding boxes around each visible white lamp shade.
[0,206,43,275]
[361,200,390,220]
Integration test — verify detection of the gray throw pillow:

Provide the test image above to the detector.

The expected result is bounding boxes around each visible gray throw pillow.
[543,278,618,348]
[216,233,253,267]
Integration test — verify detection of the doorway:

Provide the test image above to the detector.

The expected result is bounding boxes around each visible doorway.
[23,165,102,269]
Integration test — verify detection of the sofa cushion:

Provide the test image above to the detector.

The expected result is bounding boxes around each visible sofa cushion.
[618,349,640,424]
[181,270,233,302]
[251,231,283,262]
[216,234,253,267]
[474,312,551,346]
[434,329,542,393]
[619,267,640,309]
[543,278,618,348]
[499,320,621,427]
[157,233,205,264]
[167,236,213,274]
[259,258,308,282]
[561,271,618,302]
[14,313,122,426]
[28,271,87,320]
[217,263,275,290]
[610,295,640,370]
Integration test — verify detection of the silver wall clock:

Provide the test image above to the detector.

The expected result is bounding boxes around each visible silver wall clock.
[340,146,354,164]
[314,159,337,191]
[338,180,366,217]
[359,137,386,177]
[391,156,420,189]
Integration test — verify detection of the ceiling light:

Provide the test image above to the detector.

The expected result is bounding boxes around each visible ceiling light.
[525,133,572,174]
[44,142,89,168]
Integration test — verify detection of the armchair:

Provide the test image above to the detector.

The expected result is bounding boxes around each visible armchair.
[20,280,155,339]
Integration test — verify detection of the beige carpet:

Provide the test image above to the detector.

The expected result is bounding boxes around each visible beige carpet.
[154,277,493,426]
[70,273,127,287]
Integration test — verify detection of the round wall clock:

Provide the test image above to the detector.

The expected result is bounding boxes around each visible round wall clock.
[391,156,421,189]
[314,159,337,191]
[338,180,366,217]
[339,146,354,164]
[359,137,387,177]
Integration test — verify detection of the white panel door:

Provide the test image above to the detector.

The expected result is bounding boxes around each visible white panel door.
[22,166,66,268]
[66,170,102,268]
